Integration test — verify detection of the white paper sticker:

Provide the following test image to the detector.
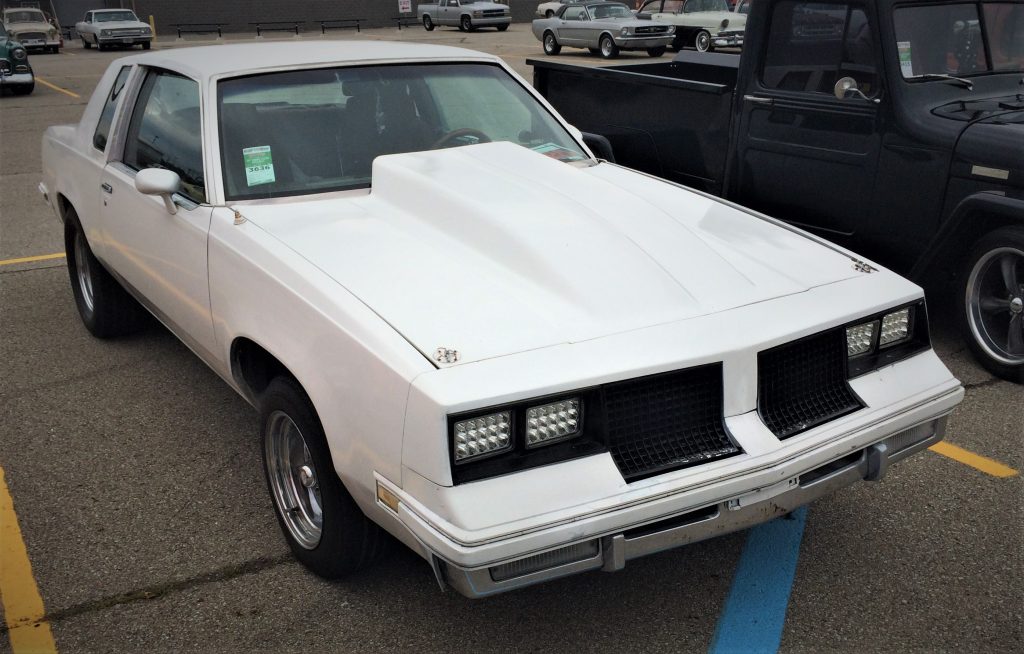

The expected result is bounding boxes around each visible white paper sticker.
[243,145,276,187]
[897,41,913,77]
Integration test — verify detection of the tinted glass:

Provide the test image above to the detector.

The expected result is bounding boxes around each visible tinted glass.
[217,63,586,201]
[93,66,132,152]
[762,1,878,96]
[124,71,205,203]
[96,11,137,22]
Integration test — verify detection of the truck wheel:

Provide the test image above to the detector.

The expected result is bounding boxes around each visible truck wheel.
[142,41,150,50]
[460,15,474,32]
[694,29,711,52]
[543,31,561,55]
[423,14,434,30]
[64,209,147,338]
[958,226,1024,383]
[261,376,386,577]
[81,36,91,49]
[599,34,619,59]
[647,46,667,57]
[497,23,508,31]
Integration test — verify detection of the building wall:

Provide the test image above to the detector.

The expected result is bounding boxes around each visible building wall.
[99,1,539,35]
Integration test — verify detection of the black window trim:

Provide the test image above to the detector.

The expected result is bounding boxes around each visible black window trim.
[92,65,133,153]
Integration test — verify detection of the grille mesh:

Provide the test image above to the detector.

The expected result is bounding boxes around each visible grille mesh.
[758,329,862,439]
[604,364,738,481]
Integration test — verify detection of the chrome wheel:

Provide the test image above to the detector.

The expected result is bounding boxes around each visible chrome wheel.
[265,410,323,550]
[74,229,95,315]
[966,246,1024,366]
[695,30,711,52]
[599,35,618,58]
[543,32,560,55]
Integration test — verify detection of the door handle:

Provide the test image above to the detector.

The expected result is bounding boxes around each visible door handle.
[743,95,775,107]
[101,183,113,194]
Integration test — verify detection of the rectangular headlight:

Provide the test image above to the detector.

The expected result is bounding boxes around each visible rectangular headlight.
[846,321,877,357]
[453,411,512,463]
[526,398,581,448]
[879,308,911,347]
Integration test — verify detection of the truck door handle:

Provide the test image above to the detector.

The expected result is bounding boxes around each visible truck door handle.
[101,183,113,194]
[743,95,775,107]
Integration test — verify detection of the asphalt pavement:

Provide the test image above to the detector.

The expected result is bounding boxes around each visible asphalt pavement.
[0,26,1021,653]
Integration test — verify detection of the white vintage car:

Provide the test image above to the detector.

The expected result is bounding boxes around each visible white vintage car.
[40,42,963,598]
[637,0,746,51]
[75,8,152,50]
[1,7,60,53]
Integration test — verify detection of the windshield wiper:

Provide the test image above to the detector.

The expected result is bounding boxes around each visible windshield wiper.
[905,74,974,90]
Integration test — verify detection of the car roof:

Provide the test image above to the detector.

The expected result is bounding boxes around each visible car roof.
[111,41,499,82]
[93,8,135,12]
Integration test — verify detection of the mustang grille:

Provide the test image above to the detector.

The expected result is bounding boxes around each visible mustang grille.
[603,364,738,482]
[758,329,863,440]
[635,25,670,34]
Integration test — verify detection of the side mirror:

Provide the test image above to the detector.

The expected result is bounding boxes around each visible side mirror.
[582,132,616,163]
[135,168,181,214]
[834,76,879,104]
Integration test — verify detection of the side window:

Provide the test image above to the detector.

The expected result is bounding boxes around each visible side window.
[93,66,132,152]
[564,6,586,20]
[663,1,684,12]
[761,1,878,96]
[639,0,664,14]
[123,70,205,203]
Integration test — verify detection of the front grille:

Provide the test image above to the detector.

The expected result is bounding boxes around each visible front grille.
[635,25,670,34]
[16,31,46,41]
[604,364,738,482]
[482,9,506,17]
[758,329,862,440]
[112,28,143,36]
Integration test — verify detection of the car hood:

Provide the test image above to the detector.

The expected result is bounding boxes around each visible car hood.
[238,142,862,366]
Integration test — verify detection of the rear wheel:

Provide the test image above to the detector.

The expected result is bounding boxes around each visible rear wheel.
[599,34,619,59]
[64,209,147,338]
[695,29,711,52]
[647,46,667,57]
[423,14,434,30]
[460,15,473,32]
[958,226,1024,383]
[543,31,561,55]
[260,376,386,577]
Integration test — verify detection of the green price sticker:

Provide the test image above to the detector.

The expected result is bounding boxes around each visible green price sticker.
[243,145,276,187]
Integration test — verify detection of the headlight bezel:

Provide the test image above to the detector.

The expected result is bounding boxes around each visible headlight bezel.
[11,47,27,60]
[845,300,930,378]
[448,388,604,484]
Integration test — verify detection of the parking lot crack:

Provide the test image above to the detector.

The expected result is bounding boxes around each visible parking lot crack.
[0,555,292,635]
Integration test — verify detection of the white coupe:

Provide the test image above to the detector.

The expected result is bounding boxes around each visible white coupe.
[40,42,963,598]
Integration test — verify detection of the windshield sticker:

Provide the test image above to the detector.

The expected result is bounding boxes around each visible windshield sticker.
[897,41,913,77]
[243,145,276,186]
[531,142,585,162]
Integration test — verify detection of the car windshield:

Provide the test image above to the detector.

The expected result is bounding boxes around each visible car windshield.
[96,11,138,22]
[218,63,588,201]
[589,3,634,19]
[893,2,1023,77]
[6,10,45,23]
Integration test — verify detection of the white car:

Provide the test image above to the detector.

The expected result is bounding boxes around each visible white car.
[536,0,580,18]
[75,8,152,50]
[40,42,962,598]
[637,0,746,51]
[1,7,60,53]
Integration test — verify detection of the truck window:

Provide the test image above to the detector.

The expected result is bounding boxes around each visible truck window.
[123,70,206,203]
[761,1,878,97]
[93,66,133,153]
[984,2,1024,71]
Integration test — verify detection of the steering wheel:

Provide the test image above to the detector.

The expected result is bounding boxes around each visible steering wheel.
[431,128,492,149]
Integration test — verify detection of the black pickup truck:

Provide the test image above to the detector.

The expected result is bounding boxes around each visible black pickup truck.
[531,0,1023,382]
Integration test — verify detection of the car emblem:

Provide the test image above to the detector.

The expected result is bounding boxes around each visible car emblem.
[852,259,876,273]
[434,347,460,364]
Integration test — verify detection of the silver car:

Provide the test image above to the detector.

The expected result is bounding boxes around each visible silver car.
[532,1,676,59]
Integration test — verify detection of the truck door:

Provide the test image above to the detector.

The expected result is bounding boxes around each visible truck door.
[733,0,882,243]
[443,0,458,25]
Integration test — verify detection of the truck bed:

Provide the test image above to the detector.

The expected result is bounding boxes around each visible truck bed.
[531,51,739,194]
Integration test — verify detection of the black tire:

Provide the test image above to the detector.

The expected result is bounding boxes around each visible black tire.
[82,36,91,49]
[957,226,1024,383]
[423,14,434,31]
[695,29,711,52]
[260,376,386,577]
[141,41,151,50]
[543,31,561,55]
[11,82,34,95]
[64,209,147,338]
[497,23,508,31]
[647,46,667,57]
[97,42,106,51]
[460,15,474,32]
[599,34,619,59]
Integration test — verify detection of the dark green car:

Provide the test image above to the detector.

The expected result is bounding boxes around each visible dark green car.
[0,21,34,95]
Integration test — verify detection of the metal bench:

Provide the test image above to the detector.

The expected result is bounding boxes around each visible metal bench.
[171,23,228,39]
[317,18,364,34]
[249,21,304,37]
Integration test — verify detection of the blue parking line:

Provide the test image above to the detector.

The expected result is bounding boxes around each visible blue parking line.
[708,506,808,654]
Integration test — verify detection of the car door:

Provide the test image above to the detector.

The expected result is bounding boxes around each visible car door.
[559,5,591,45]
[732,0,883,242]
[99,67,216,356]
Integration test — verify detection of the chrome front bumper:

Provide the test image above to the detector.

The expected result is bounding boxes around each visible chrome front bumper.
[0,72,34,86]
[434,415,947,598]
[615,35,674,48]
[712,31,744,48]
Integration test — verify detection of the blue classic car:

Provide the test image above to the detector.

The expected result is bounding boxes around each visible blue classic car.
[0,22,34,95]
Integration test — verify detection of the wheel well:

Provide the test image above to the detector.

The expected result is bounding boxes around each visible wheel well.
[231,338,296,401]
[916,195,1024,284]
[56,193,72,220]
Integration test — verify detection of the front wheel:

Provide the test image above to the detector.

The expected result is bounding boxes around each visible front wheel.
[423,14,434,30]
[497,23,508,31]
[543,31,561,55]
[260,377,386,577]
[141,41,150,50]
[599,34,619,59]
[647,46,667,57]
[460,15,473,32]
[11,82,34,95]
[695,29,711,52]
[958,226,1024,383]
[81,36,91,49]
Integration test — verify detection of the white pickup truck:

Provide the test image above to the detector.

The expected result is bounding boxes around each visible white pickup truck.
[419,0,511,31]
[39,41,962,598]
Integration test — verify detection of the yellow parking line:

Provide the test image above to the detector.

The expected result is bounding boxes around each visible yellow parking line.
[0,466,57,653]
[930,442,1019,478]
[34,77,80,99]
[0,253,65,267]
